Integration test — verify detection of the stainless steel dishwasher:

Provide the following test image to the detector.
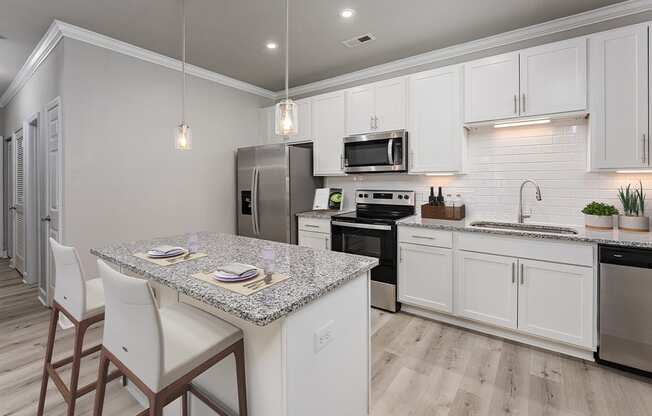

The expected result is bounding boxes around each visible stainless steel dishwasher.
[598,245,652,374]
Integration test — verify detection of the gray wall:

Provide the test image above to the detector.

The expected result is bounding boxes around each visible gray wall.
[295,11,652,99]
[61,39,271,273]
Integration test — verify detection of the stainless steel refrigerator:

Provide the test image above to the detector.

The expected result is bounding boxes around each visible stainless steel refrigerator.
[237,144,322,244]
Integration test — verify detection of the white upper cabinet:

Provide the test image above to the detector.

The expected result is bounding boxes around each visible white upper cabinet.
[408,65,464,173]
[464,38,587,123]
[263,98,313,144]
[519,38,587,116]
[312,91,346,176]
[464,52,520,123]
[589,24,649,170]
[517,259,594,348]
[346,78,407,135]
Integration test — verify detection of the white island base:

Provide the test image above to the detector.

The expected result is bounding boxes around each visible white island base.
[122,269,371,416]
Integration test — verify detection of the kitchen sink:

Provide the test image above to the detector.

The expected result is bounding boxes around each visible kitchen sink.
[470,221,579,235]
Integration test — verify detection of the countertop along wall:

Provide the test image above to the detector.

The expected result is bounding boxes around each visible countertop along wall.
[61,38,271,274]
[326,119,652,226]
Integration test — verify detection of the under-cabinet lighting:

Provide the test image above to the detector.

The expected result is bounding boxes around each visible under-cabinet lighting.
[425,173,456,176]
[494,119,551,128]
[616,170,652,174]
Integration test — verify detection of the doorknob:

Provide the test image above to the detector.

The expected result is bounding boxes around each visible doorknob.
[41,216,51,222]
[9,206,16,211]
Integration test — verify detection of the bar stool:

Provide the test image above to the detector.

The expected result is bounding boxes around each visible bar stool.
[93,260,248,416]
[38,239,122,416]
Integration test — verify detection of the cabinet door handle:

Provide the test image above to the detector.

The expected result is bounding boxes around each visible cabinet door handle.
[522,93,526,113]
[513,95,518,114]
[304,224,320,228]
[374,116,379,130]
[325,238,329,250]
[520,263,524,285]
[412,235,435,240]
[642,134,647,164]
[512,262,516,284]
[370,116,374,130]
[340,154,345,170]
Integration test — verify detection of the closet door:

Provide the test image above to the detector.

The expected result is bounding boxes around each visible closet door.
[44,99,63,303]
[12,128,26,274]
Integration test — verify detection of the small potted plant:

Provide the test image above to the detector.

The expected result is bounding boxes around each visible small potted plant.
[618,181,649,232]
[581,201,618,229]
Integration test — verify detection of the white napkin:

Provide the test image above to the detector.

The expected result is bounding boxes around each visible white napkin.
[147,245,186,257]
[214,263,260,278]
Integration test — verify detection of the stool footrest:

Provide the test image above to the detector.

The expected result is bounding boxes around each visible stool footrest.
[51,344,103,369]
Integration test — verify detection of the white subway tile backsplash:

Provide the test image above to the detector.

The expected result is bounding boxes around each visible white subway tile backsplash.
[325,119,652,226]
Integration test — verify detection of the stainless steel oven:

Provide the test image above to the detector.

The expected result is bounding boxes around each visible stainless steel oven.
[343,130,407,173]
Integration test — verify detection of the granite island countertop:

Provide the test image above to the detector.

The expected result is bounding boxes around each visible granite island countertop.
[398,216,652,249]
[296,210,352,219]
[91,232,378,326]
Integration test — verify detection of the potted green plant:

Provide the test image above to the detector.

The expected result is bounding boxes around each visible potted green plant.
[581,201,618,229]
[618,181,649,232]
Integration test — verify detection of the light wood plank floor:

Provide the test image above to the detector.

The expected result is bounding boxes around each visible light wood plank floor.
[3,259,652,415]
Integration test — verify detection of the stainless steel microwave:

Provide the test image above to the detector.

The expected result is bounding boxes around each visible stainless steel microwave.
[343,130,407,173]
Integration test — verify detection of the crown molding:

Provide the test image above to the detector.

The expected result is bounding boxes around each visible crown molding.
[0,20,276,108]
[279,0,652,98]
[0,21,63,107]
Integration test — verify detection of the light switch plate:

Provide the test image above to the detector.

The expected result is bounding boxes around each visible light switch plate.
[314,320,334,353]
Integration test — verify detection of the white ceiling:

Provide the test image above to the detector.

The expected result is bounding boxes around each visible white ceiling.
[0,0,626,95]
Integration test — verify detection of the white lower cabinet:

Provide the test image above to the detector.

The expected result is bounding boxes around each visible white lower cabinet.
[455,251,518,329]
[517,259,593,348]
[298,230,331,250]
[398,242,453,313]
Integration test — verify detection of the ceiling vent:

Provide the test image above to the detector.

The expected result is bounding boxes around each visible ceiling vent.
[342,33,376,48]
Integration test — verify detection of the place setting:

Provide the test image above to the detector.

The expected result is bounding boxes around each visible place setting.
[133,244,208,266]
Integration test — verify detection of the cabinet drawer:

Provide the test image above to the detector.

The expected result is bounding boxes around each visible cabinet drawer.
[398,227,453,248]
[298,217,331,233]
[457,232,593,267]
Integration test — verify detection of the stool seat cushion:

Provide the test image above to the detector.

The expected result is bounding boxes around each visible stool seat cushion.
[158,303,243,390]
[83,278,105,319]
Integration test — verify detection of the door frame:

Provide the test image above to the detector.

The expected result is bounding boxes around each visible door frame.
[1,135,6,258]
[10,126,23,273]
[23,112,41,287]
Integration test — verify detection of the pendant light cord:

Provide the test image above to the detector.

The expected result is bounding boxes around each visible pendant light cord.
[285,0,289,100]
[181,0,187,124]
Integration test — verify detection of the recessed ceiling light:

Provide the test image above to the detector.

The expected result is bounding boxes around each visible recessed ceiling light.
[266,42,278,50]
[340,9,355,18]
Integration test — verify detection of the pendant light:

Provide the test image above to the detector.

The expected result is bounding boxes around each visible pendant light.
[275,0,298,137]
[175,0,192,150]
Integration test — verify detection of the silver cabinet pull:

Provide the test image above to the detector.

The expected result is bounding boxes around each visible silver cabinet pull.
[325,237,329,250]
[304,224,320,228]
[374,116,379,130]
[522,93,526,113]
[520,263,524,285]
[643,134,648,164]
[340,154,345,170]
[370,115,374,130]
[512,262,516,284]
[513,95,518,114]
[412,235,435,240]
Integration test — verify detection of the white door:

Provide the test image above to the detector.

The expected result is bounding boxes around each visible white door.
[398,242,453,313]
[346,85,375,135]
[12,128,26,274]
[408,65,464,173]
[517,259,594,348]
[298,230,330,250]
[313,91,346,176]
[464,52,520,122]
[589,24,648,169]
[455,251,518,329]
[519,38,587,117]
[374,78,406,132]
[45,99,62,303]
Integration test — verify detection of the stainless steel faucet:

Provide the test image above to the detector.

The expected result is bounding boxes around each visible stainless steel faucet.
[518,179,542,223]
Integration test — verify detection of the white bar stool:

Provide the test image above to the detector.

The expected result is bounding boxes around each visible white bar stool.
[38,239,123,416]
[93,260,248,416]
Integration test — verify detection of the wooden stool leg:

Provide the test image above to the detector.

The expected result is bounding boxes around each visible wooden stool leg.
[182,388,189,416]
[93,350,111,416]
[148,395,164,416]
[234,340,248,416]
[37,305,60,416]
[68,320,89,416]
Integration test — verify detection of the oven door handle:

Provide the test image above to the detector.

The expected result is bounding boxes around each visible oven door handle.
[331,221,392,231]
[387,138,394,165]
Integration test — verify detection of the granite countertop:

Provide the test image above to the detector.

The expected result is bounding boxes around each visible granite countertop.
[296,210,352,219]
[398,216,652,249]
[91,232,378,326]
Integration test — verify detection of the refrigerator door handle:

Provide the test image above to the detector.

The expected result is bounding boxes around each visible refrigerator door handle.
[251,167,260,235]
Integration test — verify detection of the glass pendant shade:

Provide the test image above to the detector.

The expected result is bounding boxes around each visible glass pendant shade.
[275,99,298,136]
[175,123,192,150]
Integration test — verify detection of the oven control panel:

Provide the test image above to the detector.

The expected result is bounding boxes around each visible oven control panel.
[355,190,415,206]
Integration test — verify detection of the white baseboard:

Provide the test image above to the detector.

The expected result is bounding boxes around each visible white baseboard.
[0,250,7,258]
[401,304,596,362]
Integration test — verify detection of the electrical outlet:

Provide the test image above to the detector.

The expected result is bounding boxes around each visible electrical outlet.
[314,320,334,353]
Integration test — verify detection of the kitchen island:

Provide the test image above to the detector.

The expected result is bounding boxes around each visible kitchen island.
[92,232,378,416]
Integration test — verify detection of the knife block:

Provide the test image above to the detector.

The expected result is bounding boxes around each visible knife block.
[421,204,466,220]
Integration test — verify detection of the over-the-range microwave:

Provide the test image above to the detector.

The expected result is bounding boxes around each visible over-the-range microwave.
[343,130,407,173]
